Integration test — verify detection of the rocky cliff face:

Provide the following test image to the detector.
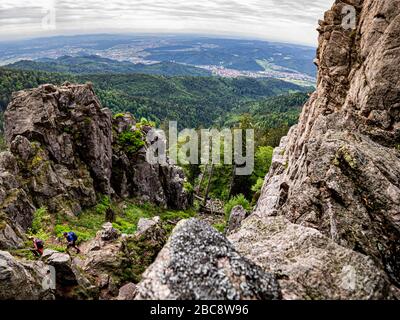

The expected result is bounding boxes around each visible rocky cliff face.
[231,0,400,298]
[0,83,190,250]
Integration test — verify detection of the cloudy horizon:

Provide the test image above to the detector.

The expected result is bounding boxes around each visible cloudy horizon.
[0,0,333,46]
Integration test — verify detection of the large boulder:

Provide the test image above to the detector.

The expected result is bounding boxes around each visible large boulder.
[135,219,281,300]
[41,249,98,299]
[42,250,76,285]
[0,251,55,300]
[75,219,167,299]
[230,215,394,300]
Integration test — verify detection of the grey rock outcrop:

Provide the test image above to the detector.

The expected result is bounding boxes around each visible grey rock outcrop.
[5,83,113,196]
[230,215,393,300]
[111,114,191,209]
[42,250,76,285]
[226,205,248,235]
[99,222,120,241]
[74,216,168,299]
[231,0,400,297]
[135,219,281,300]
[116,283,137,300]
[0,151,34,249]
[2,83,189,222]
[0,251,55,300]
[0,83,190,250]
[3,83,109,217]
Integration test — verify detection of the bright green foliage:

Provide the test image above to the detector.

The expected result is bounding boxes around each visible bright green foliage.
[137,117,156,129]
[112,204,153,235]
[30,207,51,235]
[224,194,251,221]
[213,223,226,233]
[55,209,105,243]
[250,146,273,193]
[113,113,125,119]
[117,130,145,154]
[112,202,197,235]
[251,178,265,193]
[95,195,111,215]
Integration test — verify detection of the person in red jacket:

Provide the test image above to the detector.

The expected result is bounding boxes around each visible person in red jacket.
[30,237,44,257]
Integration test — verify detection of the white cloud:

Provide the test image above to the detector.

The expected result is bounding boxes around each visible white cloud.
[0,0,333,45]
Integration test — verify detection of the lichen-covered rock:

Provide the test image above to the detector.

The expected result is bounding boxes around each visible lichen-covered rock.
[116,282,137,300]
[99,222,120,241]
[135,219,281,300]
[74,216,167,299]
[226,205,248,235]
[0,251,55,300]
[248,0,400,290]
[4,83,111,216]
[230,215,393,300]
[0,151,35,249]
[5,83,113,195]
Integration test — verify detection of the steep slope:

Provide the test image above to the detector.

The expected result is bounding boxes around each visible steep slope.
[231,0,400,296]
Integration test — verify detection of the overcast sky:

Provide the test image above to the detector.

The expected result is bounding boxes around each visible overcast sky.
[0,0,333,45]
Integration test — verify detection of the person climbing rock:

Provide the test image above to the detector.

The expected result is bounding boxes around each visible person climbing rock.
[29,237,44,257]
[63,231,81,254]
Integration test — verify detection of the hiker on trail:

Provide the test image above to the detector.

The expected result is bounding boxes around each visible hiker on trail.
[29,237,44,257]
[63,231,80,254]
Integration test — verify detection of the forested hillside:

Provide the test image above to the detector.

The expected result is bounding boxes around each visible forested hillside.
[0,67,311,128]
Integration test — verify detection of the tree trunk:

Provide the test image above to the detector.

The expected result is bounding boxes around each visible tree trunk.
[227,164,236,200]
[203,164,214,207]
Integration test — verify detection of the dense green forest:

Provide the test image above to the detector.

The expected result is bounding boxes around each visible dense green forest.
[0,67,310,128]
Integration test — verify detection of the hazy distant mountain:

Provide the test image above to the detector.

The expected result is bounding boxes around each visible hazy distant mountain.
[0,34,316,78]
